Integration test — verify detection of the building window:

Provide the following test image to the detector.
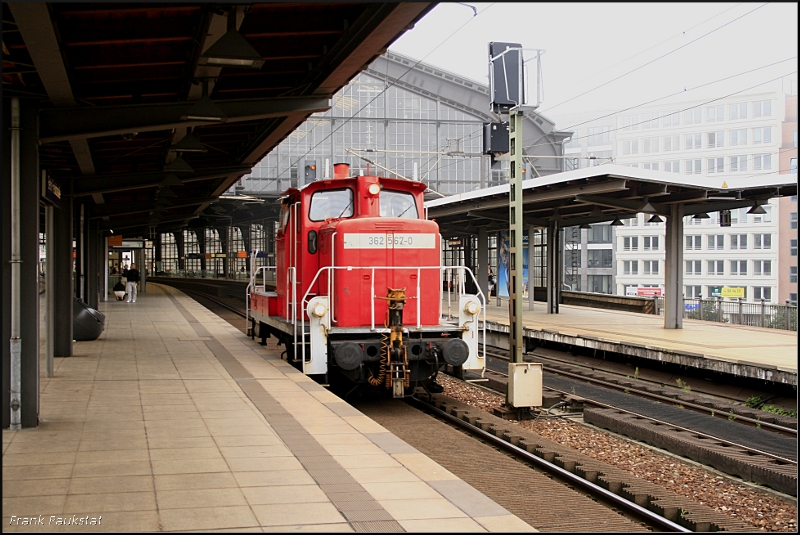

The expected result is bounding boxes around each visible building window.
[790,266,798,283]
[642,162,659,171]
[791,158,798,174]
[708,234,724,250]
[623,260,639,275]
[623,236,639,251]
[791,239,798,257]
[707,131,724,148]
[643,236,659,251]
[663,160,680,173]
[622,139,638,155]
[684,108,702,125]
[685,133,702,150]
[663,135,680,151]
[729,103,747,120]
[753,260,771,276]
[587,275,613,294]
[663,111,680,127]
[753,234,771,250]
[753,127,772,144]
[685,260,702,276]
[753,287,771,302]
[643,260,659,275]
[730,155,747,172]
[753,206,772,224]
[708,260,724,276]
[707,105,724,122]
[588,126,611,146]
[752,154,772,171]
[643,137,659,153]
[731,234,747,250]
[684,159,702,174]
[685,285,702,298]
[730,260,747,276]
[789,293,798,306]
[753,100,771,118]
[730,129,747,146]
[587,249,612,268]
[685,235,702,250]
[620,115,638,132]
[642,113,660,129]
[707,157,724,173]
[588,224,612,244]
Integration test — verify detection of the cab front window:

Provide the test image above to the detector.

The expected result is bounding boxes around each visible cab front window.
[380,190,418,218]
[309,188,353,221]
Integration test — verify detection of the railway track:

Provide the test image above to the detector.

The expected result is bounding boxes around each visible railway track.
[471,347,797,496]
[153,280,797,530]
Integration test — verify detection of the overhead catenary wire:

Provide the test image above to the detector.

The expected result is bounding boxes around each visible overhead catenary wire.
[539,2,770,115]
[271,3,497,183]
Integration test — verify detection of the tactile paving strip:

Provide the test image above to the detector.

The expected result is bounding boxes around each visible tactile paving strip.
[167,293,404,531]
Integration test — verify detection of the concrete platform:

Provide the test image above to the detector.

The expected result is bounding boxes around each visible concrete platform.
[467,296,797,386]
[2,285,534,532]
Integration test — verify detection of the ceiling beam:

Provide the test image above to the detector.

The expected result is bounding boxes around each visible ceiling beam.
[73,165,252,196]
[39,96,332,143]
[9,2,102,202]
[575,194,668,215]
[89,198,217,219]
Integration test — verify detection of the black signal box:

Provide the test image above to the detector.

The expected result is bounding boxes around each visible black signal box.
[483,122,509,155]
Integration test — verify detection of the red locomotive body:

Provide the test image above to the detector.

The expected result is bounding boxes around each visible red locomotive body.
[247,165,484,397]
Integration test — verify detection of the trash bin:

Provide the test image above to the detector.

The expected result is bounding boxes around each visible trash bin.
[73,297,105,341]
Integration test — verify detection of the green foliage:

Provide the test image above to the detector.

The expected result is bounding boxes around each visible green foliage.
[728,409,736,421]
[744,395,797,418]
[761,405,797,418]
[634,367,639,380]
[675,378,691,392]
[764,307,798,331]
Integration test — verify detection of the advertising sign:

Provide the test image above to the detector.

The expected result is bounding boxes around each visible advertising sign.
[497,231,529,298]
[636,287,663,297]
[710,286,745,298]
[721,287,745,298]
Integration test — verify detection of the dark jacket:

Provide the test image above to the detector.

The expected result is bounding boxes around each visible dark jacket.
[126,269,140,283]
[113,281,126,292]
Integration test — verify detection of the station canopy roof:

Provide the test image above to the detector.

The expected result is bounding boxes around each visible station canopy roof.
[3,2,434,237]
[425,164,798,237]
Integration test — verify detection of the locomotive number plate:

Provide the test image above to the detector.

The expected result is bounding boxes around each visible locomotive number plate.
[343,233,436,249]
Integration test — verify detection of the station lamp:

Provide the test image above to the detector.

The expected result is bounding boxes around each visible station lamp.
[170,130,207,153]
[610,218,624,226]
[165,156,193,173]
[648,214,664,223]
[747,204,767,215]
[198,7,264,69]
[161,173,184,187]
[693,213,710,220]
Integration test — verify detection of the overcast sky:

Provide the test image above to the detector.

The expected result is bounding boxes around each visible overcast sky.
[389,2,798,122]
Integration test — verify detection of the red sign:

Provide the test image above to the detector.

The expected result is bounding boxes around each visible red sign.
[637,287,663,297]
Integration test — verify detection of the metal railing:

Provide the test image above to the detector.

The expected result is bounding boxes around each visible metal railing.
[153,268,273,281]
[668,297,797,331]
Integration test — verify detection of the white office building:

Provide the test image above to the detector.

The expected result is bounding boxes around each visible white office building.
[553,91,785,302]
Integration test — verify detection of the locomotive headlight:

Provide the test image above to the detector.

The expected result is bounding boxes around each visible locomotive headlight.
[368,183,381,195]
[312,303,328,317]
[464,300,481,315]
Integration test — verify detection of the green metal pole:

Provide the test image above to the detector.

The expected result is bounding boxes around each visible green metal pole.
[508,108,525,370]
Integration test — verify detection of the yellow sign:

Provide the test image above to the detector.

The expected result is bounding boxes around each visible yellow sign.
[720,287,745,298]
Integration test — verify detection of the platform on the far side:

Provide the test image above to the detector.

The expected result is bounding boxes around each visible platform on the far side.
[2,285,535,533]
[453,295,797,386]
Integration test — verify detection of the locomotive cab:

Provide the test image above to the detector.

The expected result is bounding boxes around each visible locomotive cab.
[248,166,485,398]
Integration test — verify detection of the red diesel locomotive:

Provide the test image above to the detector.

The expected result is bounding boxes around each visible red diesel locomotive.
[246,163,485,397]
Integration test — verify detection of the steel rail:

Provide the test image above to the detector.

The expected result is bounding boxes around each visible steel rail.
[477,352,797,466]
[406,395,691,533]
[482,346,797,437]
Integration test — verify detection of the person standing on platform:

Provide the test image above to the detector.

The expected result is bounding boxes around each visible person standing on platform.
[126,263,140,303]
